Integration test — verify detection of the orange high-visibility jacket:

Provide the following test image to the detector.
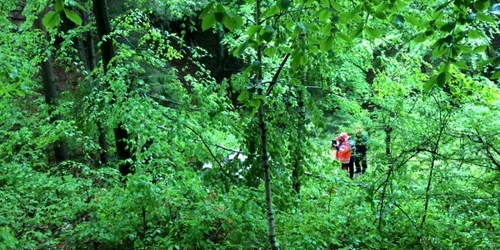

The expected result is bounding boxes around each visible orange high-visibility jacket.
[335,142,352,164]
[334,133,352,164]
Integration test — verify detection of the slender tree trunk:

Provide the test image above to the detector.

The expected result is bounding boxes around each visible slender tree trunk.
[98,122,109,164]
[93,0,131,174]
[419,112,446,242]
[420,154,435,227]
[34,11,69,163]
[258,101,278,250]
[256,0,278,248]
[78,18,109,165]
[292,82,305,195]
[377,125,393,233]
[385,126,392,157]
[64,8,109,165]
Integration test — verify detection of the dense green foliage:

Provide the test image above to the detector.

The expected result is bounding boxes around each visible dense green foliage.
[1,0,500,249]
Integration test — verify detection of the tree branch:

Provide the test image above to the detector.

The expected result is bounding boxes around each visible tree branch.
[265,53,290,96]
[161,113,223,170]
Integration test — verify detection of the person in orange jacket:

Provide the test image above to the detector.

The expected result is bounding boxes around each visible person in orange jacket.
[332,132,354,179]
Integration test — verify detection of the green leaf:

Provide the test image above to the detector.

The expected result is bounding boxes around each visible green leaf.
[424,75,437,92]
[202,13,216,31]
[199,2,215,19]
[307,36,321,44]
[476,12,496,23]
[42,11,60,29]
[263,5,280,18]
[331,2,342,12]
[374,11,387,19]
[437,72,446,87]
[440,21,455,32]
[320,0,330,7]
[251,60,262,71]
[413,33,427,43]
[279,46,293,53]
[303,23,319,32]
[300,54,309,65]
[468,29,485,39]
[321,23,332,35]
[217,3,224,12]
[472,45,488,54]
[278,0,291,10]
[63,9,82,26]
[237,89,249,102]
[475,0,490,11]
[376,2,390,12]
[364,27,381,38]
[261,25,274,42]
[457,45,472,53]
[247,25,262,36]
[432,46,447,58]
[291,53,301,70]
[307,45,320,53]
[56,0,64,12]
[215,12,225,22]
[223,11,243,30]
[490,71,500,79]
[350,23,364,38]
[303,0,315,6]
[249,99,261,108]
[73,2,87,12]
[405,15,420,26]
[233,13,244,29]
[319,10,331,21]
[320,35,334,51]
[234,40,250,57]
[264,47,277,57]
[478,58,493,68]
[338,13,350,24]
[245,0,256,3]
[452,61,468,70]
[338,33,352,43]
[493,57,500,66]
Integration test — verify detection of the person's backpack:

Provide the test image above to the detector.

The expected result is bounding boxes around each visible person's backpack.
[348,138,356,153]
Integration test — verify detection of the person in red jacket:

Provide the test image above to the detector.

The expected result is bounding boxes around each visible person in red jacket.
[332,132,354,179]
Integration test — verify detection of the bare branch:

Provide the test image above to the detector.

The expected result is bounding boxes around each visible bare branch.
[265,53,290,96]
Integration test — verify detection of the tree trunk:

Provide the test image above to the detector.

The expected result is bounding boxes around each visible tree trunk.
[78,17,109,165]
[98,122,109,164]
[258,102,278,250]
[256,0,278,248]
[385,126,392,158]
[292,83,305,195]
[34,11,69,163]
[93,0,131,174]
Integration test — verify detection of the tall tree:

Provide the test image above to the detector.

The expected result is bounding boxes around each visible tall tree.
[34,9,69,163]
[92,0,132,175]
[77,11,109,165]
[254,0,278,247]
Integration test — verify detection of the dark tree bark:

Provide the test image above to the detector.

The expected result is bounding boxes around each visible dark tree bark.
[97,122,109,164]
[292,83,305,195]
[34,11,69,163]
[77,14,109,165]
[385,126,392,158]
[93,0,132,175]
